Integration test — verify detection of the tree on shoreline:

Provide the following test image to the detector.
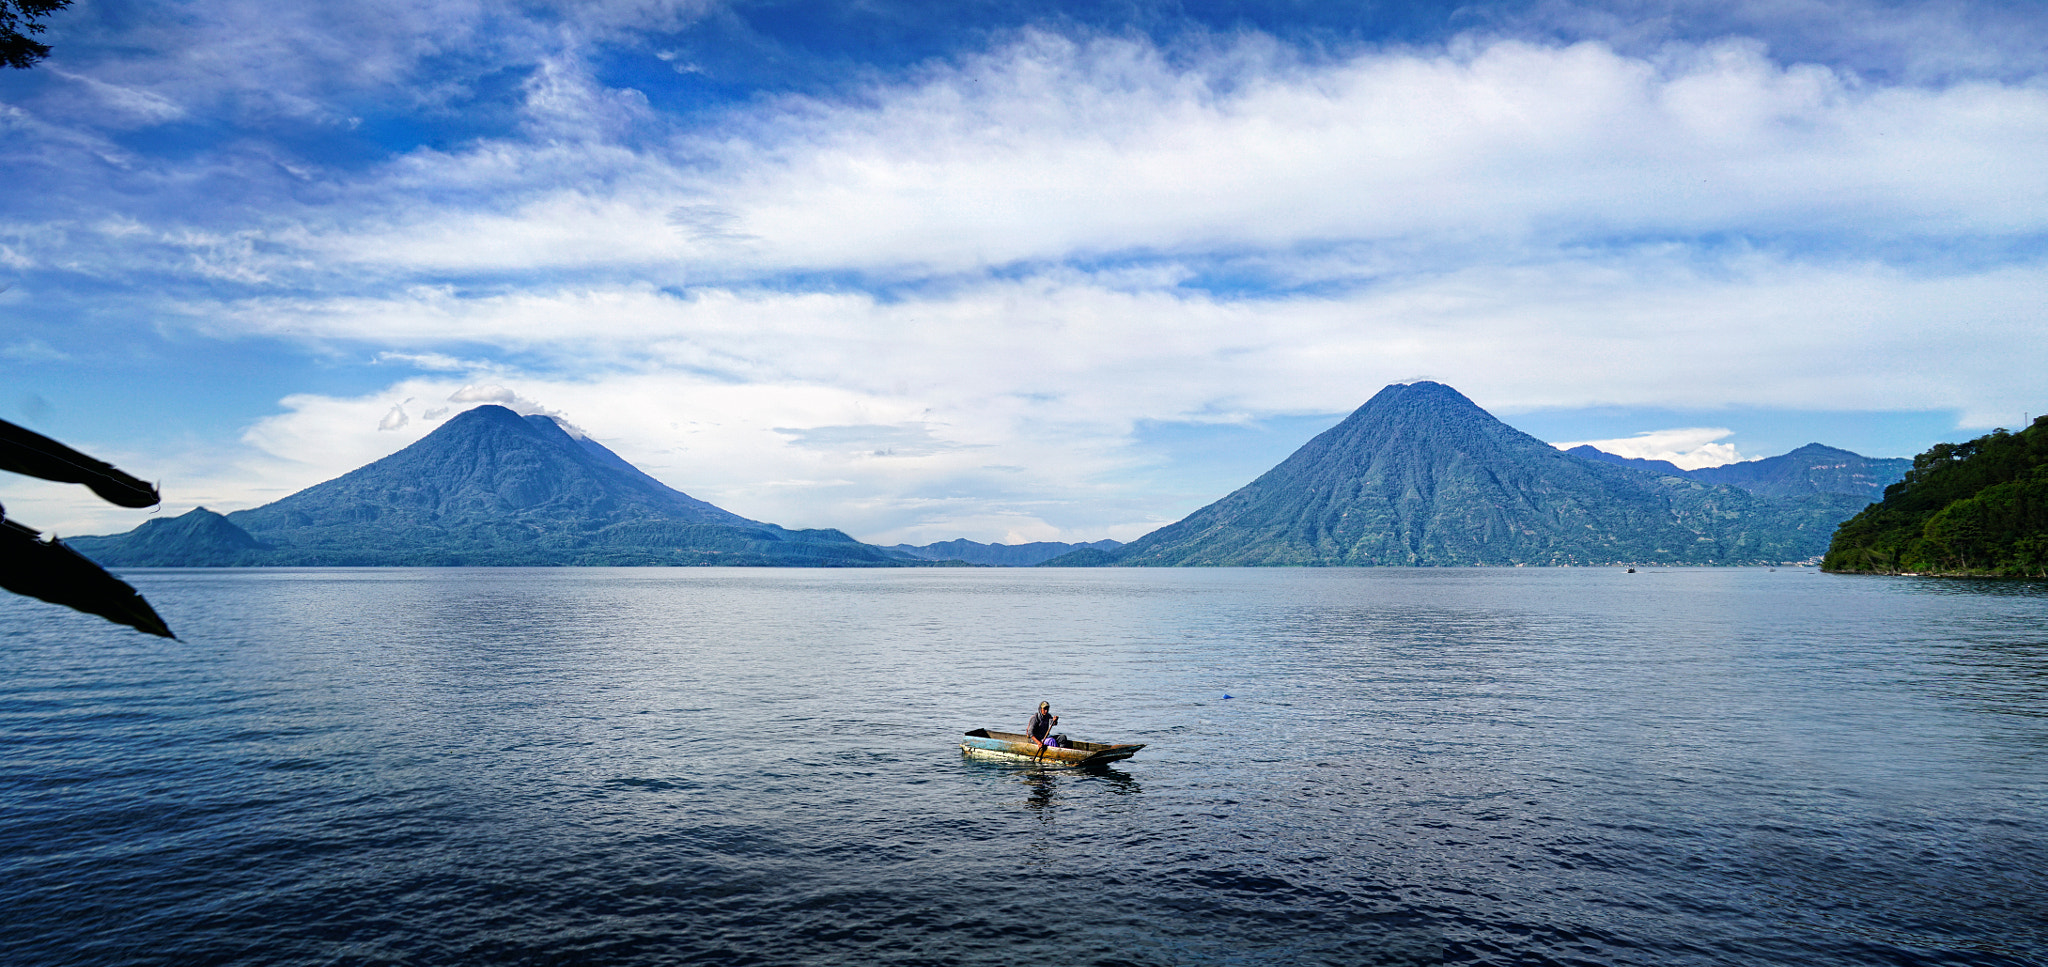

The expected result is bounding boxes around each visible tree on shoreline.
[1823,416,2048,578]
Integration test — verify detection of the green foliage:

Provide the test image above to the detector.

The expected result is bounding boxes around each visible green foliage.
[1823,416,2048,577]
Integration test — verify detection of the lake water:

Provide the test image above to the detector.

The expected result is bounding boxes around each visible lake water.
[2,567,2044,966]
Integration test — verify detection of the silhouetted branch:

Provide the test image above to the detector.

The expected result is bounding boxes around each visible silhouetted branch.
[1,0,71,70]
[0,419,161,507]
[0,515,174,638]
[1,418,175,638]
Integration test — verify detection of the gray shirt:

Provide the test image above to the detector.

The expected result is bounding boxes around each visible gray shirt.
[1026,710,1054,740]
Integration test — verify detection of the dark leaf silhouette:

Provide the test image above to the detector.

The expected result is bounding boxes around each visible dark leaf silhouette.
[1,0,70,70]
[1,517,174,637]
[1,419,161,507]
[1,418,174,638]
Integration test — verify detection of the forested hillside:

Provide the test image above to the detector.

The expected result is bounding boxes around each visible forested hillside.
[1823,416,2048,577]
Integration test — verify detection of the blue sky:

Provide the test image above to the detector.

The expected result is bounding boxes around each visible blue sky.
[4,0,2045,545]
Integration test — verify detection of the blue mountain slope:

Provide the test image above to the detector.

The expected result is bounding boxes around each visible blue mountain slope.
[1569,442,1907,499]
[1069,382,1864,567]
[1566,445,1688,476]
[74,405,910,567]
[888,538,1123,566]
[1685,443,1909,499]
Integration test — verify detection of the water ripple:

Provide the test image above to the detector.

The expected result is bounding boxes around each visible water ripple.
[1,567,2044,965]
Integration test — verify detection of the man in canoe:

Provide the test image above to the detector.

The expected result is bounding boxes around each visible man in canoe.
[1027,701,1060,751]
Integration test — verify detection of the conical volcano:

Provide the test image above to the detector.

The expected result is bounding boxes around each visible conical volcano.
[75,405,907,567]
[1108,382,1847,566]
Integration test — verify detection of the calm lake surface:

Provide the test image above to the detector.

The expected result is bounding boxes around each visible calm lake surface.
[2,567,2044,966]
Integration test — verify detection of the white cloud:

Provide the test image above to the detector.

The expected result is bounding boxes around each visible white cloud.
[2,338,69,362]
[49,243,2030,542]
[1553,428,1747,469]
[48,0,498,121]
[517,52,657,142]
[48,69,188,126]
[445,383,581,426]
[152,373,1156,543]
[448,383,524,406]
[19,28,2048,302]
[198,248,2048,429]
[773,423,987,459]
[374,350,490,371]
[283,33,2048,281]
[377,400,411,430]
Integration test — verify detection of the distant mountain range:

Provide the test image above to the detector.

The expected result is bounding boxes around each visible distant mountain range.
[1568,443,1908,501]
[1047,382,1887,567]
[886,539,1123,567]
[73,387,1908,569]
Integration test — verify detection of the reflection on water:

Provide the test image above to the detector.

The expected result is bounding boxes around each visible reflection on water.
[1012,764,1143,815]
[1078,765,1142,793]
[1,566,2044,967]
[1023,771,1058,813]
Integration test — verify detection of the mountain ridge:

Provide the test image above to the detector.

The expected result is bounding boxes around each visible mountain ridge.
[1685,443,1909,500]
[72,405,912,567]
[887,538,1123,567]
[70,393,1901,570]
[1049,382,1868,567]
[1565,443,1908,499]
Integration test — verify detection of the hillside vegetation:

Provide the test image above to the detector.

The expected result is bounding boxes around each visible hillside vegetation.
[1823,416,2048,577]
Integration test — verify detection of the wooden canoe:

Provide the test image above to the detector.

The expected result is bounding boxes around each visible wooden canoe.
[959,728,1146,767]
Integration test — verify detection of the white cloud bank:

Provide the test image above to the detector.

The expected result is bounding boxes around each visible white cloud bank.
[292,34,2048,282]
[67,245,2025,544]
[10,20,2048,541]
[1553,428,1746,469]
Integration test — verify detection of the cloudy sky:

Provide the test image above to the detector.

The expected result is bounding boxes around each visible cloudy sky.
[3,0,2043,545]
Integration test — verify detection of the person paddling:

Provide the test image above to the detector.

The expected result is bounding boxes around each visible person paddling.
[1027,701,1059,752]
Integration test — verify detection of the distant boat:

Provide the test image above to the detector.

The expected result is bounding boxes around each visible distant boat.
[959,728,1146,767]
